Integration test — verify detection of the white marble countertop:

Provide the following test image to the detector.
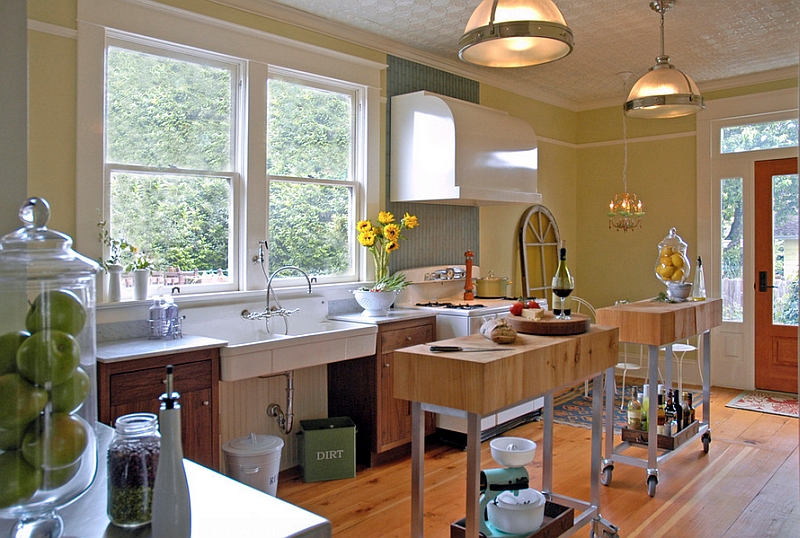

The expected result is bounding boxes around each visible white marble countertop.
[97,335,227,363]
[328,308,437,325]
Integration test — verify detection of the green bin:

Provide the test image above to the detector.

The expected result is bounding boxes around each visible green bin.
[297,417,356,482]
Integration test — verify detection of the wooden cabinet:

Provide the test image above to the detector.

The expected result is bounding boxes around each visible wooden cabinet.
[98,348,220,470]
[328,316,437,467]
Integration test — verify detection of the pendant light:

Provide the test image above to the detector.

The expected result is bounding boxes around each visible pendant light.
[610,72,645,232]
[625,0,704,119]
[459,0,574,68]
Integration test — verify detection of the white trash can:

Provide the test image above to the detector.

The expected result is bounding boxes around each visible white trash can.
[222,433,284,496]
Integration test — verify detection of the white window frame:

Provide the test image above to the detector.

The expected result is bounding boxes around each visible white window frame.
[76,0,384,303]
[696,87,798,389]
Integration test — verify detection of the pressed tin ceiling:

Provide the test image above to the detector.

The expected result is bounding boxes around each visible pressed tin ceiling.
[216,0,800,110]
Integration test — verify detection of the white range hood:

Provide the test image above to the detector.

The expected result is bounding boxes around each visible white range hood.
[390,91,541,206]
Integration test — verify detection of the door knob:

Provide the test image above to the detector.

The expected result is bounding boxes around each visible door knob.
[758,271,777,292]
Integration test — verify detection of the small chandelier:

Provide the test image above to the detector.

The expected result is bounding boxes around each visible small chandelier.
[459,0,574,68]
[610,73,645,231]
[625,1,704,119]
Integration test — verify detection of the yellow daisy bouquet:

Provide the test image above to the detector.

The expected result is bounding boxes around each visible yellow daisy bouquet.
[356,210,419,291]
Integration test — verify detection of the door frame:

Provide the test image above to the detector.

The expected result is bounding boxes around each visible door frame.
[696,88,798,390]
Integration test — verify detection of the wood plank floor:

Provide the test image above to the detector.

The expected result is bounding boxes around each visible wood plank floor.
[278,386,800,537]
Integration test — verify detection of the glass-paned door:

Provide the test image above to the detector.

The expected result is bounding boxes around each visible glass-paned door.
[754,158,798,392]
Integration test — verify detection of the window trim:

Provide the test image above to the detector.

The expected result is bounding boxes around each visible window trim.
[76,0,384,302]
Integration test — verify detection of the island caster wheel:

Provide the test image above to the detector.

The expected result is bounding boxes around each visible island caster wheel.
[647,475,658,497]
[702,431,711,453]
[601,465,613,486]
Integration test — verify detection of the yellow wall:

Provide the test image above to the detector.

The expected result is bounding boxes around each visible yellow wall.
[24,0,798,308]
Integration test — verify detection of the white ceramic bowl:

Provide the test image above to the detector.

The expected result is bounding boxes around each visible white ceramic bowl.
[666,281,693,301]
[487,488,546,534]
[489,437,537,467]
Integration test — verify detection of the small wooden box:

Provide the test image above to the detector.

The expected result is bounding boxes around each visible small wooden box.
[621,420,700,450]
[450,501,574,538]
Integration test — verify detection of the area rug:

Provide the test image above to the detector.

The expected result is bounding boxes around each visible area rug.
[725,390,799,418]
[552,385,703,431]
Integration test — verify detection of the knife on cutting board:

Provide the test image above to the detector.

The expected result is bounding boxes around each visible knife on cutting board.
[429,345,503,353]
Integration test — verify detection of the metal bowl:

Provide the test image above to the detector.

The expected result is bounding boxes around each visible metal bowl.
[666,281,693,301]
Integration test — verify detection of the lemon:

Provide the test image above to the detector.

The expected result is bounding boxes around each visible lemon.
[657,265,675,279]
[671,268,685,281]
[671,253,685,268]
[660,246,673,257]
[660,256,673,267]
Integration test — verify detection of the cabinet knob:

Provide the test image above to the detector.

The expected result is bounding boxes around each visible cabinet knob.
[202,401,210,406]
[406,336,412,341]
[384,363,390,368]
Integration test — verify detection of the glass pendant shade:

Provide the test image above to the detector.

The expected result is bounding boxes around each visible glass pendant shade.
[459,0,574,68]
[625,56,704,119]
[624,0,704,119]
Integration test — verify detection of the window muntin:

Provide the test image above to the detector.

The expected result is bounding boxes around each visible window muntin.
[104,40,239,296]
[266,74,358,281]
[720,118,799,154]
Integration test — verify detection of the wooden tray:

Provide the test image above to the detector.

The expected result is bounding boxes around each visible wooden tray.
[506,312,591,336]
[450,501,574,538]
[621,420,700,450]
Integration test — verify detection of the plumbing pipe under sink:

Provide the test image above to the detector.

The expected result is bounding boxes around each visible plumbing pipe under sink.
[264,370,294,434]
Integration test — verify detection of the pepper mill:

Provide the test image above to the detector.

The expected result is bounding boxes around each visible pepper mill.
[464,250,475,300]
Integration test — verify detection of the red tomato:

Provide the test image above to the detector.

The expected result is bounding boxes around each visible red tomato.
[509,301,524,316]
[526,300,540,309]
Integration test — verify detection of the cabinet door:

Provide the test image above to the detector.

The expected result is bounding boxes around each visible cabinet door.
[105,359,215,468]
[377,322,435,452]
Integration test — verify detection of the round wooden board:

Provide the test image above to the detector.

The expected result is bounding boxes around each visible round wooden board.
[506,312,591,335]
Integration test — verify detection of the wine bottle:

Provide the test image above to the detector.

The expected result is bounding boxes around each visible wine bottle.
[692,256,706,301]
[551,240,574,318]
[152,365,191,538]
[656,393,666,435]
[627,386,643,430]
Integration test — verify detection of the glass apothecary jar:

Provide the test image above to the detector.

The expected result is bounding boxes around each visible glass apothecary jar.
[108,413,160,527]
[654,227,691,285]
[0,198,100,538]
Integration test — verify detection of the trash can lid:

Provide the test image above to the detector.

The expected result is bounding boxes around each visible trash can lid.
[222,433,284,455]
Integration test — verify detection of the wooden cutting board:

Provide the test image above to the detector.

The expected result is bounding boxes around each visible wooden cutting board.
[506,312,591,335]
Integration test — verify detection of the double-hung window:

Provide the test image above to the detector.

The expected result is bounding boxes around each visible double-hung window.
[78,0,382,302]
[104,38,240,296]
[266,71,358,283]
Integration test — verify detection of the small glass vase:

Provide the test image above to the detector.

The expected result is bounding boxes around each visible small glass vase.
[353,289,398,317]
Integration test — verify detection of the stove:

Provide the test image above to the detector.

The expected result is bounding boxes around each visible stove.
[396,266,546,446]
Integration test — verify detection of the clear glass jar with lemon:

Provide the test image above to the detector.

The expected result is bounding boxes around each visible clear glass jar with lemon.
[655,227,691,286]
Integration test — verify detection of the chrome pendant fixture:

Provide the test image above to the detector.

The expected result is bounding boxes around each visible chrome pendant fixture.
[625,0,704,119]
[459,0,574,68]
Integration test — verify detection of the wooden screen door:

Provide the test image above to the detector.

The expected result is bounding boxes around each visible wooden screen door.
[754,157,798,393]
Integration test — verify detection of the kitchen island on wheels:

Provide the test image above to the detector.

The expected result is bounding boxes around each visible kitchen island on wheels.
[393,327,620,538]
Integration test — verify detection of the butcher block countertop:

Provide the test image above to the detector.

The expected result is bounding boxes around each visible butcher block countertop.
[393,326,618,416]
[595,298,723,346]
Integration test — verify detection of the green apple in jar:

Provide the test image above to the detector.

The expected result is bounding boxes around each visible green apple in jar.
[16,330,80,386]
[0,373,48,430]
[0,330,29,375]
[50,367,90,414]
[0,451,43,508]
[25,289,87,337]
[21,413,89,469]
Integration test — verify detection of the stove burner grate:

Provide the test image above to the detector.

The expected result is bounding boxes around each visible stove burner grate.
[415,301,487,310]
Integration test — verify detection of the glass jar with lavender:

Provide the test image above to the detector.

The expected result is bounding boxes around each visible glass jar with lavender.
[107,413,160,528]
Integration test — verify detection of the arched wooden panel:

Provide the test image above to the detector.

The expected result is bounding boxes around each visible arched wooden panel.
[518,204,560,299]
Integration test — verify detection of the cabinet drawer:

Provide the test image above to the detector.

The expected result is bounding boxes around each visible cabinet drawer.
[109,360,212,407]
[381,324,433,354]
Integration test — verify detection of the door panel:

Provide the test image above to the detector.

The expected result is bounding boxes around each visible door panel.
[754,157,798,393]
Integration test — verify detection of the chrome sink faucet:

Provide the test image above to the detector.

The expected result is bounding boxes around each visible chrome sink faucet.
[240,263,313,330]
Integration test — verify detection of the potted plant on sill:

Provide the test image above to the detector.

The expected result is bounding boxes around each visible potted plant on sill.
[97,220,136,302]
[128,252,153,301]
[354,210,418,316]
